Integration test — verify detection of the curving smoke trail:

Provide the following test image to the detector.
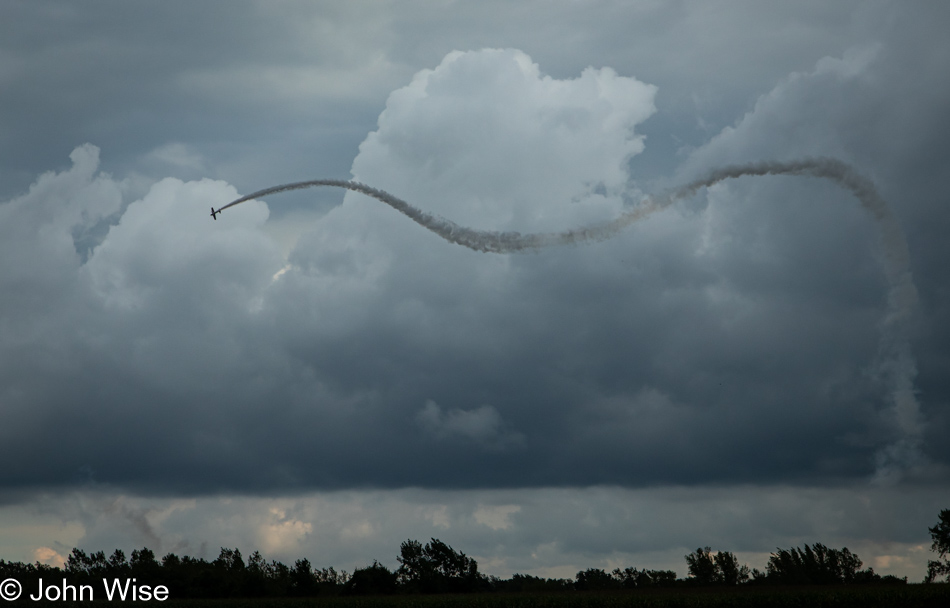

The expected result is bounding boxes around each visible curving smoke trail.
[217,157,923,482]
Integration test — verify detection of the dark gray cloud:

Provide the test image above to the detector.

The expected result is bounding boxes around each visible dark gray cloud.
[1,0,947,582]
[3,43,945,492]
[0,0,402,207]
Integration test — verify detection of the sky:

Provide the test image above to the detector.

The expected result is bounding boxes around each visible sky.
[1,0,948,582]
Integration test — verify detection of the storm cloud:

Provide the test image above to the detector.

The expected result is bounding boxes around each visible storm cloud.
[1,1,948,582]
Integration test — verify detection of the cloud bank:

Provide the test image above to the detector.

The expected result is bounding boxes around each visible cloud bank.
[2,28,948,581]
[2,48,941,496]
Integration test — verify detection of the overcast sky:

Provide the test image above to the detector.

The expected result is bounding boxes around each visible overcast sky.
[1,0,948,582]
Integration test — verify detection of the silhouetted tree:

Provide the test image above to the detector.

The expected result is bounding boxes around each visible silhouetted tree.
[291,557,316,595]
[243,551,269,596]
[213,547,245,572]
[315,566,349,589]
[269,558,291,584]
[346,561,397,595]
[108,549,129,575]
[64,548,108,580]
[494,573,574,593]
[685,547,719,585]
[644,569,678,587]
[575,568,620,591]
[715,550,751,585]
[685,547,750,585]
[396,538,482,593]
[766,543,865,584]
[612,567,678,588]
[131,547,161,581]
[926,508,950,583]
[396,539,427,588]
[611,567,640,589]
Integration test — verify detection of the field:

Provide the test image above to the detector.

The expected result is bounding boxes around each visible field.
[17,585,948,608]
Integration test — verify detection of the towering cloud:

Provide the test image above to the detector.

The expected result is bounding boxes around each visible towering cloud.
[221,155,923,482]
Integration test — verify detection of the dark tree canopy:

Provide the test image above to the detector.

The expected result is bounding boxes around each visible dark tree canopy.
[926,508,950,583]
[574,568,620,591]
[396,538,483,593]
[766,544,864,585]
[612,567,677,588]
[345,560,398,595]
[685,547,750,585]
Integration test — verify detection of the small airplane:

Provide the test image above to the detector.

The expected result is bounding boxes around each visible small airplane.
[210,207,220,220]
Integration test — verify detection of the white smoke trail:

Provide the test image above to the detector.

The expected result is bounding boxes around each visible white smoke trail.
[216,157,923,481]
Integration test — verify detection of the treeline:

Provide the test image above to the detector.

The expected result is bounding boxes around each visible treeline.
[0,539,909,599]
[683,545,906,587]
